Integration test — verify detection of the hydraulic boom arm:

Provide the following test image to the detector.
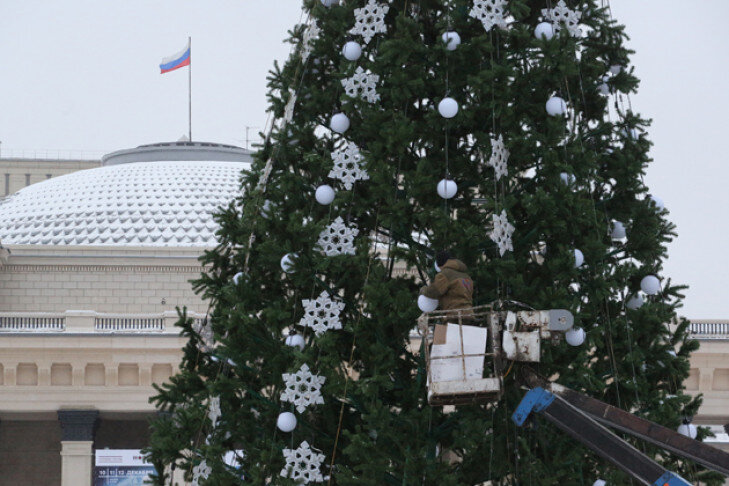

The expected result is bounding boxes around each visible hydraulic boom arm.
[512,387,692,486]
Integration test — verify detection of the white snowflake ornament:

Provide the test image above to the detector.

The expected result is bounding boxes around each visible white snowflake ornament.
[488,134,509,180]
[329,142,369,190]
[192,460,212,486]
[281,364,326,413]
[317,216,359,256]
[349,0,390,45]
[299,291,344,336]
[490,209,515,256]
[301,21,321,61]
[469,0,509,32]
[280,441,327,484]
[341,66,380,103]
[542,0,582,38]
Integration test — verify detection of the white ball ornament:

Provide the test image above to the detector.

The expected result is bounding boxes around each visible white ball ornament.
[442,31,461,51]
[342,41,362,61]
[534,22,555,40]
[640,275,661,295]
[320,0,339,6]
[593,481,606,486]
[560,172,576,185]
[565,327,586,346]
[233,272,244,285]
[436,179,458,199]
[598,75,610,96]
[277,412,298,432]
[609,64,622,75]
[574,249,584,268]
[611,221,626,240]
[649,195,664,211]
[330,113,350,134]
[438,97,459,118]
[418,295,439,313]
[626,293,644,310]
[677,423,697,440]
[280,253,297,273]
[546,96,567,116]
[315,184,336,205]
[285,333,306,350]
[622,127,639,140]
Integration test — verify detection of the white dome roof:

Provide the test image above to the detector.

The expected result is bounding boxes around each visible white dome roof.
[0,160,248,246]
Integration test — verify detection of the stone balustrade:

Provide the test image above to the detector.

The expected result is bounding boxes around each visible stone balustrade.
[690,320,729,340]
[0,309,207,334]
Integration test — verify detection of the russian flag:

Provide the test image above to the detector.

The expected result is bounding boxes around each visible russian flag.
[160,41,190,74]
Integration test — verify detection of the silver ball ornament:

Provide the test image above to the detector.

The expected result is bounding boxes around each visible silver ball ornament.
[626,293,644,310]
[546,96,567,116]
[342,41,362,61]
[277,412,297,432]
[640,275,661,295]
[436,179,458,199]
[534,22,555,40]
[330,113,350,134]
[418,295,439,312]
[438,97,459,118]
[285,333,305,350]
[677,423,697,439]
[611,221,626,240]
[574,249,584,268]
[280,253,297,273]
[649,195,664,211]
[565,327,586,346]
[442,31,461,51]
[315,184,336,205]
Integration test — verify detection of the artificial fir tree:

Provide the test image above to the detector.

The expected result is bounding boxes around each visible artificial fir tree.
[146,1,721,484]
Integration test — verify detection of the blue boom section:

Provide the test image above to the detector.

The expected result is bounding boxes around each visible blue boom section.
[511,387,555,426]
[652,471,691,486]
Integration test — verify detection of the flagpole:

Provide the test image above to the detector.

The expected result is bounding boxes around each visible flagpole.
[188,36,192,142]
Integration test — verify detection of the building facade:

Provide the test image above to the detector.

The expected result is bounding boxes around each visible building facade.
[0,142,251,485]
[0,158,100,197]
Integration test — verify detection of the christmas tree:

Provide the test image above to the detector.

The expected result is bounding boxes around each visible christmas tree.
[146,1,720,484]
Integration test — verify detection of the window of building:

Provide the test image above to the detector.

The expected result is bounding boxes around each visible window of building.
[4,173,9,196]
[25,173,31,186]
[46,173,52,179]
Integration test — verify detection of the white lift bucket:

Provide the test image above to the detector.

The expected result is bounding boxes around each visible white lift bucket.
[418,305,503,406]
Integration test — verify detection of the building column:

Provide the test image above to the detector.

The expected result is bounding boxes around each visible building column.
[58,410,99,486]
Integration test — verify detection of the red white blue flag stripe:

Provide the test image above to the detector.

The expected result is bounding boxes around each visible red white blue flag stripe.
[159,41,190,74]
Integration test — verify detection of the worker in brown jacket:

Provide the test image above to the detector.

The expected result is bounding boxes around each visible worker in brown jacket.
[420,251,474,312]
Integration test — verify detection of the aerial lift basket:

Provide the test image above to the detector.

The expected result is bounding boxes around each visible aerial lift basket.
[418,305,504,406]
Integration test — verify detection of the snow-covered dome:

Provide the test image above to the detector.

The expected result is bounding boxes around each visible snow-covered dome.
[0,143,251,246]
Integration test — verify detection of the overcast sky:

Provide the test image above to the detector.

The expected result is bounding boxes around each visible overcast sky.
[0,1,727,318]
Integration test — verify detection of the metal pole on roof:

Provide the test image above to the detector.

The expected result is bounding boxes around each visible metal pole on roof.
[188,36,192,142]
